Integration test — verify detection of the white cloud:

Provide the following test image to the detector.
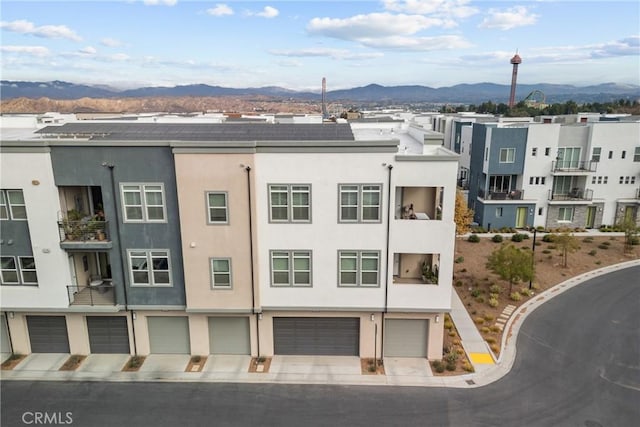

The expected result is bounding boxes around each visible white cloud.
[207,4,233,17]
[100,38,123,47]
[590,36,640,58]
[78,46,97,55]
[383,0,478,19]
[275,59,303,68]
[109,53,130,62]
[479,6,539,31]
[269,47,384,60]
[257,6,279,18]
[359,35,471,51]
[0,45,50,57]
[143,0,177,6]
[1,19,82,41]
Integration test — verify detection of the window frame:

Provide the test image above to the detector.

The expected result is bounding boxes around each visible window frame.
[338,184,382,223]
[210,257,232,289]
[558,207,574,222]
[0,256,20,285]
[499,148,516,163]
[18,256,38,284]
[633,147,640,162]
[592,147,601,162]
[206,191,229,225]
[269,250,312,287]
[337,250,381,288]
[268,184,311,223]
[120,183,167,223]
[0,255,37,286]
[127,249,172,287]
[0,189,27,221]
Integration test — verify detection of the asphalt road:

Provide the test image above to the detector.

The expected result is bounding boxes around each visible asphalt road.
[2,266,638,427]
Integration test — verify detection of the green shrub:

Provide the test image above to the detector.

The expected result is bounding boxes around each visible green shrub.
[468,234,480,243]
[471,288,482,297]
[520,288,533,297]
[490,325,501,333]
[631,237,640,245]
[481,326,490,333]
[455,280,463,287]
[483,314,494,321]
[511,233,524,242]
[462,362,474,372]
[460,268,467,273]
[583,237,594,243]
[489,284,502,293]
[542,234,556,243]
[475,297,485,304]
[588,249,597,256]
[509,292,522,301]
[474,317,485,325]
[491,234,503,243]
[445,362,457,371]
[455,256,465,263]
[522,234,530,239]
[432,360,445,373]
[444,320,453,330]
[448,331,456,337]
[598,244,609,250]
[601,240,611,246]
[488,297,499,307]
[542,249,551,254]
[485,337,497,344]
[489,293,499,300]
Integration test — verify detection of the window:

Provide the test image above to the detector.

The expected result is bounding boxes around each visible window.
[339,184,381,223]
[270,250,311,287]
[620,176,624,184]
[592,177,596,185]
[538,208,543,216]
[532,147,537,156]
[268,184,310,222]
[207,192,228,224]
[495,207,503,217]
[529,177,534,185]
[608,151,613,159]
[499,148,515,163]
[338,250,380,287]
[541,177,546,185]
[0,189,27,220]
[592,147,601,162]
[632,177,636,185]
[604,176,608,184]
[128,250,171,286]
[558,207,574,222]
[210,258,232,288]
[634,147,640,162]
[621,150,626,159]
[121,184,166,222]
[545,147,551,156]
[0,256,37,285]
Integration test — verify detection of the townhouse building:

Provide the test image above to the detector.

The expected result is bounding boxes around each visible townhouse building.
[1,118,458,361]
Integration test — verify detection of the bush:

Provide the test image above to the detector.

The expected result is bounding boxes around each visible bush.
[511,233,524,242]
[598,244,609,250]
[547,244,557,250]
[485,337,497,344]
[448,331,456,337]
[510,292,522,301]
[462,362,474,372]
[444,320,453,330]
[455,256,464,263]
[454,280,463,287]
[490,325,501,333]
[471,288,482,297]
[488,297,499,307]
[483,314,494,322]
[460,268,467,273]
[432,360,445,373]
[522,234,530,239]
[601,240,611,246]
[481,326,490,333]
[520,288,533,297]
[631,237,640,245]
[475,297,485,304]
[491,234,504,243]
[583,236,594,243]
[489,284,502,293]
[445,362,457,371]
[474,317,485,325]
[489,293,499,300]
[542,249,551,254]
[588,249,597,256]
[468,234,480,243]
[490,344,500,353]
[542,234,556,243]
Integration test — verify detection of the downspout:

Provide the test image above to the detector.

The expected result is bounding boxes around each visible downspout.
[104,163,138,355]
[245,166,260,357]
[381,164,393,359]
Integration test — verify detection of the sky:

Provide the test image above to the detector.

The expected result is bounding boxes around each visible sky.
[1,0,639,91]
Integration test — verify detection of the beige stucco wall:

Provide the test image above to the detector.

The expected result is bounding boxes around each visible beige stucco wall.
[174,154,258,311]
[5,313,30,354]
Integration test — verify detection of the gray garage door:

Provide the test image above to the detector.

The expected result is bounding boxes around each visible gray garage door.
[209,317,250,355]
[147,317,190,354]
[87,316,130,354]
[273,317,359,356]
[384,319,429,357]
[27,316,70,353]
[1,314,11,353]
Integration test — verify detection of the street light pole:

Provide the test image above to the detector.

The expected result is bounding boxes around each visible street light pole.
[529,228,537,289]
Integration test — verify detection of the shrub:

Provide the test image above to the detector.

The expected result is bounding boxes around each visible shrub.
[542,234,556,243]
[481,326,490,333]
[522,234,530,240]
[471,288,482,298]
[491,234,503,243]
[483,314,494,322]
[455,256,465,263]
[598,244,609,250]
[631,237,640,245]
[445,362,457,371]
[488,297,499,307]
[460,268,467,273]
[520,288,533,297]
[489,293,499,300]
[475,297,485,304]
[595,261,602,265]
[547,244,557,250]
[432,360,445,373]
[468,234,480,243]
[462,362,474,372]
[601,240,611,246]
[510,292,522,301]
[583,236,594,243]
[490,344,500,353]
[490,325,501,333]
[448,331,456,337]
[511,233,524,242]
[542,249,551,254]
[474,317,485,325]
[445,352,459,363]
[455,280,463,287]
[588,249,597,256]
[485,337,497,344]
[489,284,502,293]
[444,320,453,330]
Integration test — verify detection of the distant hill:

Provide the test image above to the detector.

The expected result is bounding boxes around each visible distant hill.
[1,80,639,104]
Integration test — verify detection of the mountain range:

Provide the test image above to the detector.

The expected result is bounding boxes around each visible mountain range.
[1,80,639,104]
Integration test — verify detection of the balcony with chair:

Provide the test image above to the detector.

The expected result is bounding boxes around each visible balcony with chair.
[551,160,597,174]
[67,279,116,306]
[548,188,594,202]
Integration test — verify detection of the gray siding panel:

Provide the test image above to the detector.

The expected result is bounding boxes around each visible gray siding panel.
[147,317,190,354]
[208,317,250,355]
[27,316,70,353]
[273,317,359,356]
[87,316,130,354]
[384,319,429,358]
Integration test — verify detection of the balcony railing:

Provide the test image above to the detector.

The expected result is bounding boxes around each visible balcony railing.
[478,189,524,200]
[67,282,115,306]
[548,188,593,201]
[58,220,110,243]
[551,160,597,172]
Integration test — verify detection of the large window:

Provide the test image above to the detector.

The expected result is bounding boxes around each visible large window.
[634,147,640,162]
[499,148,515,163]
[0,189,27,220]
[557,147,581,169]
[206,192,228,224]
[121,184,166,222]
[270,250,311,287]
[210,258,232,289]
[558,207,574,222]
[338,250,380,287]
[591,147,601,162]
[0,256,37,285]
[128,250,171,286]
[268,184,311,222]
[339,184,382,222]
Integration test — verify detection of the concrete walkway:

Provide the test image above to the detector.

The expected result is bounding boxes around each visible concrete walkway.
[2,259,638,388]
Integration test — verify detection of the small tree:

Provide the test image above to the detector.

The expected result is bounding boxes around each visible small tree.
[555,233,580,267]
[454,190,474,235]
[618,217,640,253]
[486,244,535,294]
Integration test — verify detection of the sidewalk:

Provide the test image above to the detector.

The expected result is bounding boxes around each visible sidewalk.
[2,260,638,388]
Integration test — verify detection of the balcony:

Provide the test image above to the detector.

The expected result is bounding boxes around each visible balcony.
[548,188,593,201]
[478,188,524,201]
[67,281,115,306]
[393,254,439,285]
[395,186,443,221]
[58,220,112,249]
[551,160,597,174]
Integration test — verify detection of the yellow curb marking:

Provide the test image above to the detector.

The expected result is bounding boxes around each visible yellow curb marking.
[470,353,494,364]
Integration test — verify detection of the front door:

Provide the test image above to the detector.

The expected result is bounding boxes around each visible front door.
[516,207,527,228]
[586,206,596,228]
[624,206,636,223]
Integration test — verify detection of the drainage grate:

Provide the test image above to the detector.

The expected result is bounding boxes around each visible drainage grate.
[466,379,475,385]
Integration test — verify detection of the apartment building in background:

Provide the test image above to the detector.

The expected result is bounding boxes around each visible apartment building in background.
[0,116,458,361]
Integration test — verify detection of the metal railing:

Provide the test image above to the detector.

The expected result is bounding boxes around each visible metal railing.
[58,220,109,242]
[551,160,597,172]
[67,283,115,306]
[478,188,524,200]
[548,188,593,201]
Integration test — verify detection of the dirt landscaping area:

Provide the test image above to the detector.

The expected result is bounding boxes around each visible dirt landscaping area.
[453,233,639,358]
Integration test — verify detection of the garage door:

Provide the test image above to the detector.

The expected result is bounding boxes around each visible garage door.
[27,316,70,353]
[209,317,250,355]
[87,316,130,354]
[384,319,429,357]
[273,317,359,356]
[1,314,11,353]
[147,317,190,354]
